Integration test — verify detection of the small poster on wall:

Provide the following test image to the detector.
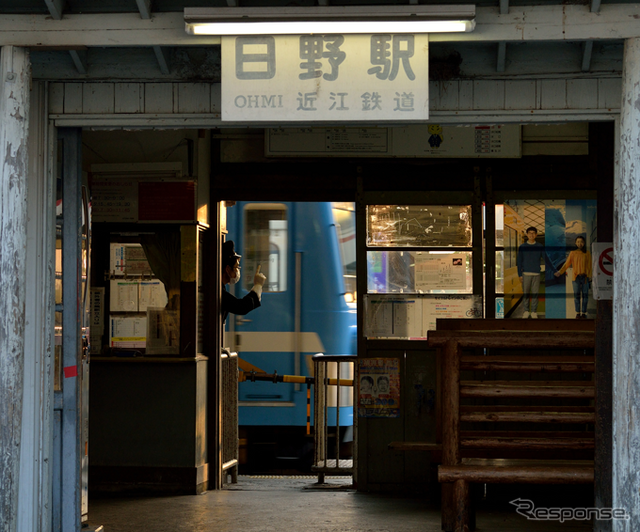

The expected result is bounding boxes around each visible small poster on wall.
[414,253,467,291]
[358,358,400,418]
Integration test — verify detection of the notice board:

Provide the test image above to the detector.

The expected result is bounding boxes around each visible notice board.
[266,125,521,158]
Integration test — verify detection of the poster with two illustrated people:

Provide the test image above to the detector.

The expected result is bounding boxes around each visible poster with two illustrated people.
[502,199,597,319]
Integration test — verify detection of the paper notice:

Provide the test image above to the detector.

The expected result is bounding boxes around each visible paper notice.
[109,280,139,312]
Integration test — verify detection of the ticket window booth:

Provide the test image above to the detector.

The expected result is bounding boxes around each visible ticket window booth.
[86,162,211,495]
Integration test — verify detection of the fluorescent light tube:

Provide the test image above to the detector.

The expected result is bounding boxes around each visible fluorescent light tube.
[187,20,475,35]
[184,6,476,35]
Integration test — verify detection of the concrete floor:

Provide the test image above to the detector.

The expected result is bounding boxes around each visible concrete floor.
[88,476,594,532]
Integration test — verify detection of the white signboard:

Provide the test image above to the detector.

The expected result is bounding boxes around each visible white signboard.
[423,296,481,331]
[221,34,429,122]
[365,298,422,339]
[109,280,139,312]
[364,295,480,339]
[139,281,168,312]
[415,253,467,291]
[110,244,151,275]
[109,316,147,349]
[592,243,613,300]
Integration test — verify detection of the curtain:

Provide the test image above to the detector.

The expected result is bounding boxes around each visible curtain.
[140,231,181,310]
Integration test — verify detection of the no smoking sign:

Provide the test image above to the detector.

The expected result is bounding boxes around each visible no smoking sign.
[593,243,613,300]
[598,247,613,276]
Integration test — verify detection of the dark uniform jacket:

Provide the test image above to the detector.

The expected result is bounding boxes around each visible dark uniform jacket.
[222,284,261,324]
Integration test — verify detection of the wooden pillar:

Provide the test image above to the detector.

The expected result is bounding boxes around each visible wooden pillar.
[591,122,614,532]
[0,46,31,532]
[442,339,461,532]
[17,82,55,532]
[614,37,640,531]
[453,479,470,532]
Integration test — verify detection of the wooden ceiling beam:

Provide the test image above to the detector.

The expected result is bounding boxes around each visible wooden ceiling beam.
[135,0,152,20]
[153,46,170,74]
[44,0,64,20]
[2,6,639,47]
[134,2,171,79]
[497,41,507,72]
[68,49,87,74]
[582,41,594,72]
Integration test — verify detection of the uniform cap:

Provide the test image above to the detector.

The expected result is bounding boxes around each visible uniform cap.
[222,240,241,268]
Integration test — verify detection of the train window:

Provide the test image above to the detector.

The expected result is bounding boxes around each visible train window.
[243,204,288,292]
[331,202,356,304]
[367,205,472,247]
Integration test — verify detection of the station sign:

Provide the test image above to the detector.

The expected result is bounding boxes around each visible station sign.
[592,243,613,300]
[221,34,429,122]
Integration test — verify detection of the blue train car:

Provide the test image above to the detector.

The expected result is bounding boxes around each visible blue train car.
[225,202,356,469]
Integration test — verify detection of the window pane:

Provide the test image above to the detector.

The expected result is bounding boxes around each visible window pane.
[243,204,288,292]
[495,204,504,247]
[367,205,472,247]
[495,250,504,293]
[367,251,473,294]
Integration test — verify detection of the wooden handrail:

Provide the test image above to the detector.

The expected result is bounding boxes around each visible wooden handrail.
[435,318,595,332]
[461,437,595,450]
[461,355,595,372]
[459,405,594,413]
[460,381,595,399]
[460,411,595,423]
[428,330,595,349]
[439,464,594,484]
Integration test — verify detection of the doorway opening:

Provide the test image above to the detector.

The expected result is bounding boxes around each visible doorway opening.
[223,201,357,476]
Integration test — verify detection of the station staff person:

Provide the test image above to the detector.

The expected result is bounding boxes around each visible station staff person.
[221,240,266,324]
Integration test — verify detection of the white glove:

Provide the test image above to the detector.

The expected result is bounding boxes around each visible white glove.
[252,265,266,299]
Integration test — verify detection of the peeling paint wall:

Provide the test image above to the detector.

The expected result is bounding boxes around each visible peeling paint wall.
[0,45,31,532]
[614,37,640,531]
